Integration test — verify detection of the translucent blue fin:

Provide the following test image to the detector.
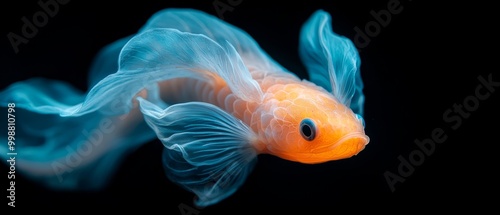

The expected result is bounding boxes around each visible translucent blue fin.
[299,10,365,116]
[87,36,133,88]
[137,98,258,207]
[116,27,263,103]
[138,8,290,75]
[0,78,157,190]
[0,8,267,192]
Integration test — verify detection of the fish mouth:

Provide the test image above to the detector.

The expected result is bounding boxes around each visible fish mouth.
[304,132,370,162]
[309,131,369,153]
[272,132,370,164]
[331,132,370,151]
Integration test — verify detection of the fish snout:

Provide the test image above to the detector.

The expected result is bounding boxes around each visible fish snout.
[350,134,370,155]
[333,132,370,157]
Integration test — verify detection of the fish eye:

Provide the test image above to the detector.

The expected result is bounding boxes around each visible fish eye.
[300,118,316,141]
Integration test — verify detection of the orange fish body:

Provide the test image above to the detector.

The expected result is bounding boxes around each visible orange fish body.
[159,67,368,164]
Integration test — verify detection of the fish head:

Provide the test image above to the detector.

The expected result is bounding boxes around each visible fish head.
[264,82,369,164]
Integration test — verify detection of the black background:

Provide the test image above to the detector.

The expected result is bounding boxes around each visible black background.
[1,0,497,213]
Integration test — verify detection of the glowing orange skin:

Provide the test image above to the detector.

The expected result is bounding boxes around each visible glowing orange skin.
[159,68,369,164]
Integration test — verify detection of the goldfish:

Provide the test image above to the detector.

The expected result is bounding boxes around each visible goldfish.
[0,8,369,207]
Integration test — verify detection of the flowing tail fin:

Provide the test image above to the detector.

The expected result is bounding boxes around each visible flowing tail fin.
[0,78,159,190]
[0,27,161,190]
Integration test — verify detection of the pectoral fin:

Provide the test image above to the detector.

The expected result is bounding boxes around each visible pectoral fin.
[137,98,258,207]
